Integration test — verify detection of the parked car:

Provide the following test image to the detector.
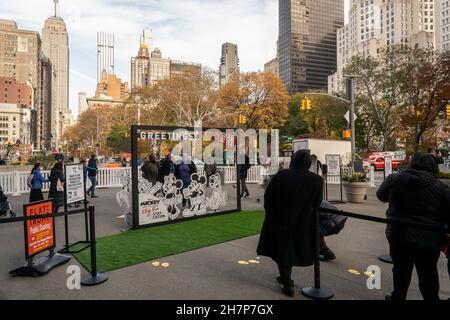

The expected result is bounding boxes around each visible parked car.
[370,157,402,171]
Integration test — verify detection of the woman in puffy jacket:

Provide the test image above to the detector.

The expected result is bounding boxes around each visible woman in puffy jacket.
[377,154,450,300]
[29,163,49,203]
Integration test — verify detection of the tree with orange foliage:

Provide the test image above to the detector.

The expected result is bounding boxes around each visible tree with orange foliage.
[216,72,289,129]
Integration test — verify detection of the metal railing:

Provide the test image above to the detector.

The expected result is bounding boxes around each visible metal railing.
[0,166,265,195]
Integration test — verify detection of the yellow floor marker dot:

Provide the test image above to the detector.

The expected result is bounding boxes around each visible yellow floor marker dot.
[348,269,361,276]
[152,262,160,267]
[364,271,374,277]
[248,260,258,264]
[238,261,249,265]
[161,263,170,268]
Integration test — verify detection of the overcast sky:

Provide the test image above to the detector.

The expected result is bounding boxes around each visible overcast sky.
[1,0,350,117]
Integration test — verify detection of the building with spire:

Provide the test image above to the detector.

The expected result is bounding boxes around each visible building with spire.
[42,0,69,149]
[131,29,152,91]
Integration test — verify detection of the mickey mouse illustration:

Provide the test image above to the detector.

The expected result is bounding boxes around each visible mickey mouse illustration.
[206,173,227,210]
[182,173,207,217]
[161,174,183,220]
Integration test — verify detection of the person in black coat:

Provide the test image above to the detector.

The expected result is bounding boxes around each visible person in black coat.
[238,155,251,198]
[48,162,65,212]
[377,154,450,301]
[257,150,323,297]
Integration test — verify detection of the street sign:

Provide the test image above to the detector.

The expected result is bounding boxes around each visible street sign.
[65,164,86,205]
[326,154,341,177]
[24,200,55,259]
[345,111,357,124]
[384,156,393,177]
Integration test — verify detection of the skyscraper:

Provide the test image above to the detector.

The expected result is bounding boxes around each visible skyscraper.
[278,0,344,94]
[131,29,151,91]
[97,32,115,83]
[436,0,450,51]
[329,0,437,93]
[42,0,69,148]
[219,43,239,86]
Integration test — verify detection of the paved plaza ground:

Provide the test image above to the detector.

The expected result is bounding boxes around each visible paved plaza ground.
[0,177,449,300]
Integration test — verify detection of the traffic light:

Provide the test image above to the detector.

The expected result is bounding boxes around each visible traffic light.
[239,115,247,124]
[447,105,450,119]
[301,98,312,111]
[343,129,352,139]
[306,98,312,110]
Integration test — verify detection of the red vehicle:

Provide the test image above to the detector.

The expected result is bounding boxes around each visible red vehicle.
[370,157,402,171]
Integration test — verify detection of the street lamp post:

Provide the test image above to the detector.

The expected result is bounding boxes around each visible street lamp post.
[178,92,185,127]
[304,77,358,170]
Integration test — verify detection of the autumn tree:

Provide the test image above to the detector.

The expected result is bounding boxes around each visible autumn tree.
[283,92,348,140]
[344,46,409,151]
[216,72,289,129]
[398,49,450,152]
[136,67,220,127]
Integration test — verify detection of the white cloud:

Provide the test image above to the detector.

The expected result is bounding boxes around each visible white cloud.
[1,0,349,117]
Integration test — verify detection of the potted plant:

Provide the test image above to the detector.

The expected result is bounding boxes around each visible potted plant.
[439,171,450,187]
[343,172,369,203]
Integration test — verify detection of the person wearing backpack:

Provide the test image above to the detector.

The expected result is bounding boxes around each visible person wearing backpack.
[28,163,49,203]
[48,162,65,212]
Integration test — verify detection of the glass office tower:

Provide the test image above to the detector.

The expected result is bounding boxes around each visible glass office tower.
[279,0,344,94]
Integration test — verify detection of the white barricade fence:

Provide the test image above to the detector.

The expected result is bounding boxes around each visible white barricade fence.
[0,166,264,195]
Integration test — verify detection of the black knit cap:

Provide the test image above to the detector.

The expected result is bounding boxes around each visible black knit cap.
[290,150,312,169]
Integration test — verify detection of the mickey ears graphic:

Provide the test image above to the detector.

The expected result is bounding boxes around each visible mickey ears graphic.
[191,174,206,185]
[175,180,183,188]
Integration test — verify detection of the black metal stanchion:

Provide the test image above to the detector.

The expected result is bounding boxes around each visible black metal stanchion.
[301,208,334,300]
[81,205,108,286]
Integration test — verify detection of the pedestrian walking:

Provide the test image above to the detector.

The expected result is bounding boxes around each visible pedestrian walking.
[238,154,251,198]
[141,153,160,185]
[86,154,99,198]
[28,163,49,203]
[48,162,65,212]
[257,150,324,297]
[377,153,450,301]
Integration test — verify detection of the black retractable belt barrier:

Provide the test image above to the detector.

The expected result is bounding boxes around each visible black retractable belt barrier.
[301,208,334,300]
[2,205,107,285]
[301,206,450,300]
[81,205,108,286]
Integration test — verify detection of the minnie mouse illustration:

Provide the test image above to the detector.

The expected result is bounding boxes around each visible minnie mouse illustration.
[161,174,183,220]
[182,173,207,217]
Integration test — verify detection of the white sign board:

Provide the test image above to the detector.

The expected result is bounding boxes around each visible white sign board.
[384,156,393,177]
[326,155,341,176]
[345,111,357,124]
[65,164,85,204]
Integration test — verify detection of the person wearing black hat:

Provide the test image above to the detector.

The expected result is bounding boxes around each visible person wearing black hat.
[257,150,324,297]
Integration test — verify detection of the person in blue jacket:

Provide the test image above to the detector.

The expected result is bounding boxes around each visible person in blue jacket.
[29,163,49,203]
[86,154,99,198]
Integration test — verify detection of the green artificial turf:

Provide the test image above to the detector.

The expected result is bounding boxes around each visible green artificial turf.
[73,211,265,272]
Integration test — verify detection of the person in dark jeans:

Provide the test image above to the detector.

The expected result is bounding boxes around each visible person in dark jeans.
[48,162,65,212]
[377,154,450,300]
[239,155,251,198]
[86,154,99,198]
[257,150,323,297]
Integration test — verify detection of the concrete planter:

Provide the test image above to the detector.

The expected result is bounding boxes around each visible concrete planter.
[343,182,369,203]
